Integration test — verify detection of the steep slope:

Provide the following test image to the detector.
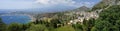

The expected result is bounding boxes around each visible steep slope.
[91,5,120,31]
[92,0,120,10]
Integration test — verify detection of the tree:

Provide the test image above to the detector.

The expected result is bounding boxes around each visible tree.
[82,18,95,31]
[116,20,120,30]
[94,21,111,31]
[72,24,83,31]
[55,25,75,31]
[109,26,119,31]
[91,27,98,31]
[26,24,48,31]
[87,18,95,31]
[48,18,62,28]
[102,27,109,31]
[7,23,23,31]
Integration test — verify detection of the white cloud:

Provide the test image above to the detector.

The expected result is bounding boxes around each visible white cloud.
[35,0,50,5]
[74,2,95,7]
[0,0,98,9]
[35,0,95,8]
[83,2,95,7]
[35,0,76,6]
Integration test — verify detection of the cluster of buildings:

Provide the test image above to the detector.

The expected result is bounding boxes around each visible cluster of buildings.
[66,10,101,24]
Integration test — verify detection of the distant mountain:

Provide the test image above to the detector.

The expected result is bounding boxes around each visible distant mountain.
[0,5,90,16]
[32,6,90,18]
[0,10,15,15]
[74,6,90,11]
[0,5,77,15]
[10,6,77,15]
[66,6,90,12]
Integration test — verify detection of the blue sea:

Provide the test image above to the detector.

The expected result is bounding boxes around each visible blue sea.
[0,15,31,24]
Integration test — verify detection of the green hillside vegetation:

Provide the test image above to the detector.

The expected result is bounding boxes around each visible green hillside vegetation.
[26,24,49,31]
[92,1,108,10]
[54,25,75,31]
[91,5,120,31]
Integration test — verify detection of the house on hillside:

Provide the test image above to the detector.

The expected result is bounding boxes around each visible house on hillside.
[68,11,99,24]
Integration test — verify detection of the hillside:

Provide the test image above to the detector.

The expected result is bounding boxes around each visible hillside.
[28,5,120,31]
[92,0,120,11]
[92,5,120,31]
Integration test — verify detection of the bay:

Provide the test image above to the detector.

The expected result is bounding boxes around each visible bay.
[0,15,31,24]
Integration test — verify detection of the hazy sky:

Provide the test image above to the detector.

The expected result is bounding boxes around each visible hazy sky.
[0,0,101,9]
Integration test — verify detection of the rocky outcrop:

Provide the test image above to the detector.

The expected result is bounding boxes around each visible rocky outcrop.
[92,0,120,10]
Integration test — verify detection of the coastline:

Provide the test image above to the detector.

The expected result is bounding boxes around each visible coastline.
[27,15,36,22]
[0,14,36,22]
